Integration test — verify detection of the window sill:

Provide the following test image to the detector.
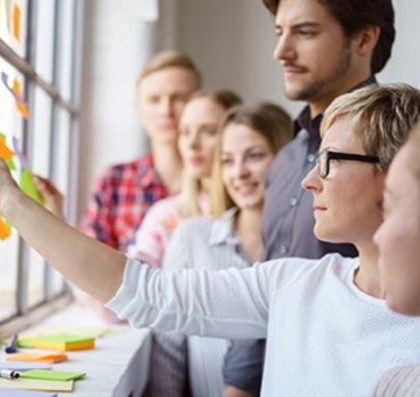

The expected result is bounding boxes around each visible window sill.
[0,304,151,397]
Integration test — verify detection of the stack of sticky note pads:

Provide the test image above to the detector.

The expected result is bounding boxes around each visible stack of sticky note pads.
[17,333,95,351]
[0,362,86,394]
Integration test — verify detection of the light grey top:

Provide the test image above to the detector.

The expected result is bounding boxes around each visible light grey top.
[154,208,249,397]
[373,366,420,396]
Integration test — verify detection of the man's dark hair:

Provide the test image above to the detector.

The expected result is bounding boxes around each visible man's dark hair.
[262,0,395,74]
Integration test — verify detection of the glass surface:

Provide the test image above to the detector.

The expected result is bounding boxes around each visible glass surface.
[56,0,75,101]
[48,106,71,296]
[0,0,28,57]
[0,57,24,320]
[33,0,56,83]
[27,87,53,308]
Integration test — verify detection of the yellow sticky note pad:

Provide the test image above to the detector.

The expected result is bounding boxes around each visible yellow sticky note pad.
[0,377,74,392]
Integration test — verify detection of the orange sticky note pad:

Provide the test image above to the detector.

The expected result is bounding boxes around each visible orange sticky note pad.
[7,352,68,363]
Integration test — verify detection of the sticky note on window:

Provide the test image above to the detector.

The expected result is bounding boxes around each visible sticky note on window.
[12,79,30,119]
[0,137,14,159]
[12,3,21,41]
[0,217,11,240]
[20,369,86,382]
[20,169,44,205]
[0,134,16,170]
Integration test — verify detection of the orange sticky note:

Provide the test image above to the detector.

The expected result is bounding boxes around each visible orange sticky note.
[7,352,68,363]
[12,79,30,119]
[0,138,15,160]
[12,3,21,41]
[0,217,11,240]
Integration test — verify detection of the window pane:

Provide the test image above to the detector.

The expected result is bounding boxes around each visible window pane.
[56,0,74,101]
[0,0,28,57]
[0,58,25,320]
[47,106,71,297]
[34,0,56,82]
[27,87,53,308]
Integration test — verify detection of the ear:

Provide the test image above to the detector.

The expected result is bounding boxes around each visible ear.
[355,25,381,57]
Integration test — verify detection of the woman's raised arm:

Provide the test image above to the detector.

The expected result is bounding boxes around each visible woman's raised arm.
[0,159,126,302]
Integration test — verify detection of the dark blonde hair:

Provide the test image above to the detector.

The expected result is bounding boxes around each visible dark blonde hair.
[138,50,202,88]
[178,90,242,217]
[210,102,292,217]
[322,84,420,172]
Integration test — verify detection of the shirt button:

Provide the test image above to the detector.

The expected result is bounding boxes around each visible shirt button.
[289,197,297,207]
[280,245,287,255]
[307,154,316,163]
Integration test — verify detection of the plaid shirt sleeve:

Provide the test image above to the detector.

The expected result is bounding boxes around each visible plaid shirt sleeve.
[79,166,119,249]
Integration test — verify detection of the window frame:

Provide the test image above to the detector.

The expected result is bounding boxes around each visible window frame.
[0,0,84,335]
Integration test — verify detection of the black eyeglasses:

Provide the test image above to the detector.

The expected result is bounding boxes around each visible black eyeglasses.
[316,150,381,179]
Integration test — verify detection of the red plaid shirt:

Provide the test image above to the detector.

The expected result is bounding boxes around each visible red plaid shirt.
[79,154,168,252]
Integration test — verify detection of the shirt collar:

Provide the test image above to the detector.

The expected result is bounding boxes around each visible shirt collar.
[294,75,378,139]
[209,207,240,246]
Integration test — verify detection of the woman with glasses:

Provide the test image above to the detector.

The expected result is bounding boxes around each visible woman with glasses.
[1,84,420,397]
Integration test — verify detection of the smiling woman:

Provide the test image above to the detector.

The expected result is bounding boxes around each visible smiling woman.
[1,84,420,397]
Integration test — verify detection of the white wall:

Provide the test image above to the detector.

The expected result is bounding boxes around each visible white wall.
[77,0,177,219]
[77,0,420,220]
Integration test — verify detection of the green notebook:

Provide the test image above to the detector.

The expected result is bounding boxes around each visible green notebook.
[20,369,86,382]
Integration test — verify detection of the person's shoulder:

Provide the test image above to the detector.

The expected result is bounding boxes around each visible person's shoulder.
[175,216,214,236]
[258,253,355,286]
[374,366,420,396]
[97,155,148,179]
[145,195,179,216]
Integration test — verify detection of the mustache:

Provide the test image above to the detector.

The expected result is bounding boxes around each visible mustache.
[282,62,308,73]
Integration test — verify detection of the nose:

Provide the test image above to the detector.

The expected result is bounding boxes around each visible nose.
[159,97,173,116]
[301,165,322,193]
[273,33,296,62]
[233,159,250,179]
[187,130,201,149]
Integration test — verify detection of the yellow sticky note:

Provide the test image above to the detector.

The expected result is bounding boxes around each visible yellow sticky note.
[0,377,74,392]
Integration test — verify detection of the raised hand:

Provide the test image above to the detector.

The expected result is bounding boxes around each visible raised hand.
[33,175,65,219]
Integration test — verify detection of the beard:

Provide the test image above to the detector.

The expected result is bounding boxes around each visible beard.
[285,43,353,103]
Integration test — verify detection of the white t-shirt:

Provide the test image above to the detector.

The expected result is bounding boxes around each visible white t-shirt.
[106,253,420,397]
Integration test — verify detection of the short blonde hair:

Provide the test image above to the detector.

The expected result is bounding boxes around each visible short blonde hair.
[178,90,242,217]
[138,50,202,88]
[321,84,420,172]
[210,102,292,217]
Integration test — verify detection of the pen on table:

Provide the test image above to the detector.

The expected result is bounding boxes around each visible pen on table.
[4,333,18,354]
[0,369,20,380]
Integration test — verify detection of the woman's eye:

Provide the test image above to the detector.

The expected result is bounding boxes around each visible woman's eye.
[249,152,265,160]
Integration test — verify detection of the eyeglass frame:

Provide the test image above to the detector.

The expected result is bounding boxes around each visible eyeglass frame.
[316,150,381,179]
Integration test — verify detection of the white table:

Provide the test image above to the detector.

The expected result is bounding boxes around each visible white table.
[1,304,152,397]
